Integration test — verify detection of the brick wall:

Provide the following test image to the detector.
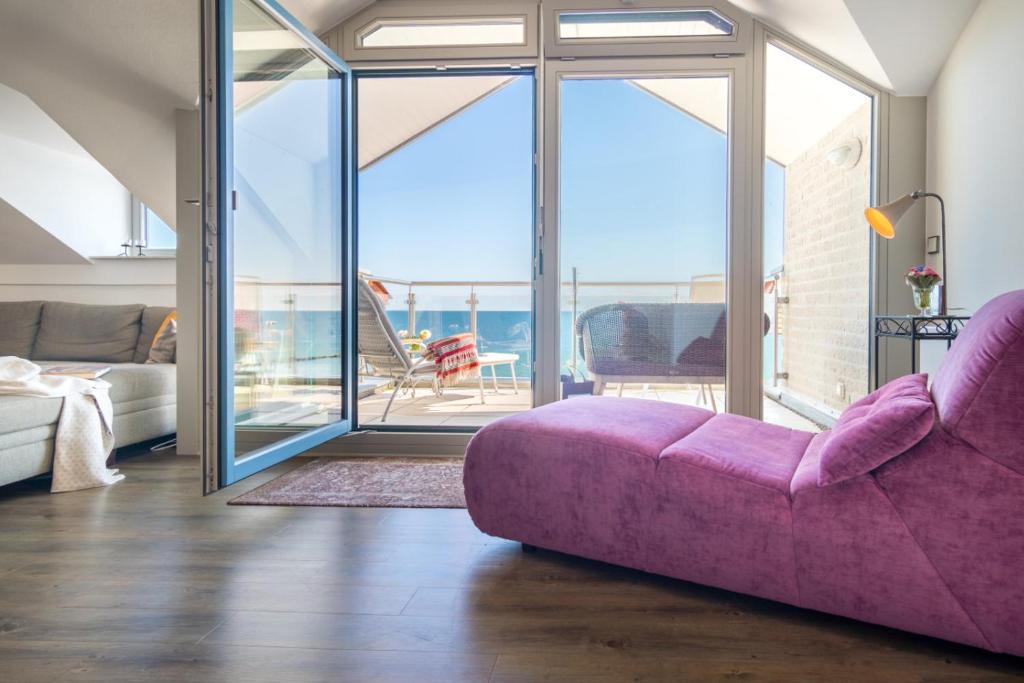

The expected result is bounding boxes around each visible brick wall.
[777,103,872,413]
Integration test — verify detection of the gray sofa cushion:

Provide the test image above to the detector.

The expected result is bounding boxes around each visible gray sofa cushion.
[0,301,44,357]
[104,364,176,405]
[0,394,64,436]
[134,306,176,363]
[0,363,176,439]
[32,302,144,363]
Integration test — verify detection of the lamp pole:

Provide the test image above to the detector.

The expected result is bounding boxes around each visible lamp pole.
[912,191,947,315]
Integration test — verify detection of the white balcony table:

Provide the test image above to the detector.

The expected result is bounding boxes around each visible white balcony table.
[477,352,520,397]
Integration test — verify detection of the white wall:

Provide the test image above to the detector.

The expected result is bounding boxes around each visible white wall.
[921,0,1024,374]
[0,259,175,308]
[927,0,1024,314]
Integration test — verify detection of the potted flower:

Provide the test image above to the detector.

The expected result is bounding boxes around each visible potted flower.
[905,265,942,314]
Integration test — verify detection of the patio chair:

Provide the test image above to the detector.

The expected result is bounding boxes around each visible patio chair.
[357,277,440,422]
[357,278,486,421]
[575,302,769,410]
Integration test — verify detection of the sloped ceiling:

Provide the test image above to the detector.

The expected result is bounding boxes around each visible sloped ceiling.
[729,0,979,95]
[0,0,982,263]
[0,0,198,226]
[0,199,88,265]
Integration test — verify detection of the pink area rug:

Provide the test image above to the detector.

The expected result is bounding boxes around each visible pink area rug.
[228,457,466,508]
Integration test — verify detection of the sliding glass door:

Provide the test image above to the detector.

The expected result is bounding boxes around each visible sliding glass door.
[202,0,353,489]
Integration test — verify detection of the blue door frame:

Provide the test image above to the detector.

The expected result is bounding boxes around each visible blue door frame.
[214,0,355,487]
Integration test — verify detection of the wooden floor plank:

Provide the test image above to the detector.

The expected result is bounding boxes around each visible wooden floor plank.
[0,450,1021,682]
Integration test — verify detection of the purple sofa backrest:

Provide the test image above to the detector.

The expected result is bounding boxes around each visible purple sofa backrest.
[930,289,1024,474]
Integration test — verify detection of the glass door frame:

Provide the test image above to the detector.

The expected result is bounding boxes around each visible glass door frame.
[200,0,356,491]
[350,65,540,433]
[538,56,763,416]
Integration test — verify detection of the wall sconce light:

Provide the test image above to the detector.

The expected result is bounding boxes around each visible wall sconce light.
[826,137,862,169]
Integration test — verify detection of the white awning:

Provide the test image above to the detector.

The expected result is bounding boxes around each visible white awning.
[357,47,869,171]
[357,75,515,170]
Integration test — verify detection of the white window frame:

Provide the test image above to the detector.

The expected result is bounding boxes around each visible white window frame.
[311,0,896,455]
[538,55,759,415]
[544,0,751,59]
[339,0,540,63]
[127,196,177,258]
[756,29,885,397]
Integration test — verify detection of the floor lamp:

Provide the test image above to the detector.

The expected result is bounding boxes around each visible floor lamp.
[865,191,948,315]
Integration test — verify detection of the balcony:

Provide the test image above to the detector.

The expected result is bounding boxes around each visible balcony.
[356,275,822,432]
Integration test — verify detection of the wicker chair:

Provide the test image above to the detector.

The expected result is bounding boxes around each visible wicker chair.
[575,303,769,411]
[357,277,440,422]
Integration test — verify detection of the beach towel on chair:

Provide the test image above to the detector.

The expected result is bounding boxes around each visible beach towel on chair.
[426,333,480,388]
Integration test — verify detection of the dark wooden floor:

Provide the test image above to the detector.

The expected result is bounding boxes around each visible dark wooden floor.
[1,451,1022,682]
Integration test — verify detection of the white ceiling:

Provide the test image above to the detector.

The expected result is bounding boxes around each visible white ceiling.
[0,0,984,265]
[0,0,198,226]
[729,0,979,95]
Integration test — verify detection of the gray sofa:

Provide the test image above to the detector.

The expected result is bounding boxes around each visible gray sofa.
[0,301,176,488]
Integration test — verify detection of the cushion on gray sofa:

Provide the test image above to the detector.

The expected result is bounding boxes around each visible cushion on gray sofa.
[134,306,176,363]
[32,302,145,363]
[0,301,44,357]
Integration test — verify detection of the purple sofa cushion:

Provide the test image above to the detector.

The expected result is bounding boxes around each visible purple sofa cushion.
[930,289,1024,474]
[818,374,934,486]
[663,413,812,493]
[463,397,714,570]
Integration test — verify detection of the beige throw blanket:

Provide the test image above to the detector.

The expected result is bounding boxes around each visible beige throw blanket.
[0,356,122,492]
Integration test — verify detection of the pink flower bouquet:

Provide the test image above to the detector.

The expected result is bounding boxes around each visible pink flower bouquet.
[905,265,942,289]
[906,265,942,313]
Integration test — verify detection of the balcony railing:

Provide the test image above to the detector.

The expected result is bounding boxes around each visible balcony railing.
[234,272,784,385]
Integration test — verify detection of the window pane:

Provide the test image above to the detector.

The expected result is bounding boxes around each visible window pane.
[558,10,733,40]
[357,74,534,429]
[762,44,873,431]
[560,76,729,411]
[359,17,526,48]
[144,208,177,250]
[231,0,345,457]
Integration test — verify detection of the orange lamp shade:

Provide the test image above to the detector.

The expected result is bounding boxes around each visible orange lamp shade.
[864,207,896,238]
[864,193,917,239]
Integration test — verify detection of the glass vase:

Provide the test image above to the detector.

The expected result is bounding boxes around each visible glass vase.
[911,284,935,315]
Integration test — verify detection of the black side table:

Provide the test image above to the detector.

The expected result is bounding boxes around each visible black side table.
[874,315,971,388]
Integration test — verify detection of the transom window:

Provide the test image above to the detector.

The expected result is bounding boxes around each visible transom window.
[557,9,734,41]
[357,16,527,49]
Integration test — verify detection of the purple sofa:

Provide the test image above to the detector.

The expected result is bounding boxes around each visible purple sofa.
[464,290,1024,655]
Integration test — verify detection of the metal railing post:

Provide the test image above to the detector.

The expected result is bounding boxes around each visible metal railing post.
[467,287,479,339]
[406,287,416,334]
[772,277,780,387]
[570,267,579,375]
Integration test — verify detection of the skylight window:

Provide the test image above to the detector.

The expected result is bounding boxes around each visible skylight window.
[557,9,733,41]
[358,17,527,49]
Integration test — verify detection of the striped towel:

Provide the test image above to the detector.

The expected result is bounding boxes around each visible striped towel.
[426,333,480,388]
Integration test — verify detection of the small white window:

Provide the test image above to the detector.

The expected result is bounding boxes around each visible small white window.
[557,9,734,41]
[357,16,527,49]
[123,197,176,256]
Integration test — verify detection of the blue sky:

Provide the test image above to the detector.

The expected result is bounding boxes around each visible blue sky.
[358,73,784,306]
